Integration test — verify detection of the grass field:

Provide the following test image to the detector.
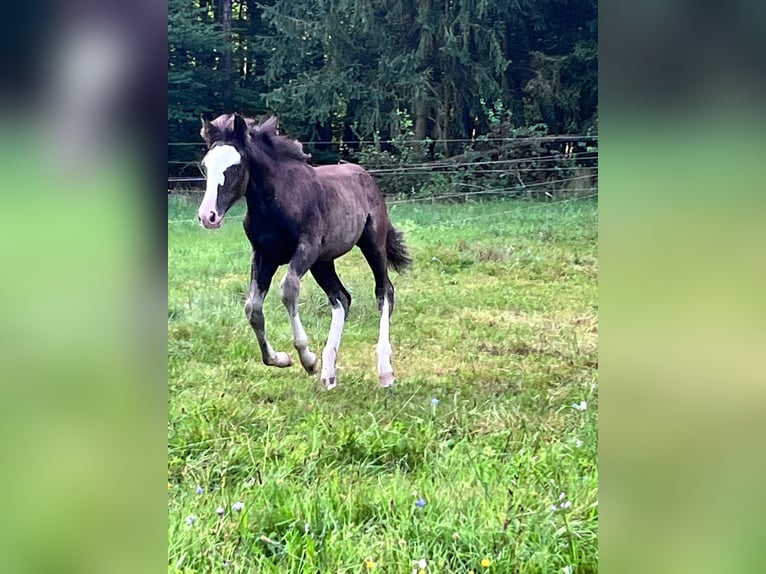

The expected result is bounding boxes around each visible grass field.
[168,195,598,573]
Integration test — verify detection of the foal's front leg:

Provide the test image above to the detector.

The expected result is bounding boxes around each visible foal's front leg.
[245,253,292,367]
[280,246,319,374]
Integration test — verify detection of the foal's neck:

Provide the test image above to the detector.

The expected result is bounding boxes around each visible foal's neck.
[244,152,309,213]
[244,158,278,214]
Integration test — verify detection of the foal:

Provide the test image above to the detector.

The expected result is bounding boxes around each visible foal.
[197,113,411,389]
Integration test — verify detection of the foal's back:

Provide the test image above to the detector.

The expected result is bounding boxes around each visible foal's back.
[296,162,387,260]
[312,163,385,207]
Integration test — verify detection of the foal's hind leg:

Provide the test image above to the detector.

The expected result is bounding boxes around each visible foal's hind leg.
[358,226,397,388]
[374,278,396,387]
[280,244,319,374]
[310,261,351,390]
[245,253,292,368]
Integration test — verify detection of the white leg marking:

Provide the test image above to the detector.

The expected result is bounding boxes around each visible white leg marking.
[377,296,394,387]
[289,311,317,373]
[321,302,346,389]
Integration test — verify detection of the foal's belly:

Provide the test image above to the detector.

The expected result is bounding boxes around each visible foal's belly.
[316,216,366,260]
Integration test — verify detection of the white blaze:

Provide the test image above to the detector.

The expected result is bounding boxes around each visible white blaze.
[198,145,241,224]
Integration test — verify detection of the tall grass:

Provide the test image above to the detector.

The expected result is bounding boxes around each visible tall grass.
[168,196,598,573]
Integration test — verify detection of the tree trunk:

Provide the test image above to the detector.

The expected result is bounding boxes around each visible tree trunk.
[414,101,427,140]
[221,0,233,108]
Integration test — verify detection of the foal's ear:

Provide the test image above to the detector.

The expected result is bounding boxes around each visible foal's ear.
[233,114,249,143]
[259,115,279,136]
[200,115,219,147]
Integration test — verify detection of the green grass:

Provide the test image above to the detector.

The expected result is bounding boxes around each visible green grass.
[168,195,598,573]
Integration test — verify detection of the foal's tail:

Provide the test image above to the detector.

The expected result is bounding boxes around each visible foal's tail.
[386,225,413,273]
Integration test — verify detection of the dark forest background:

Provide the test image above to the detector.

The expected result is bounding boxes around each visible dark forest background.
[169,0,597,186]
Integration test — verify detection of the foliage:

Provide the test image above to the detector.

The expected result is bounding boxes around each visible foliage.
[343,106,597,199]
[168,0,226,140]
[168,0,598,172]
[350,110,434,197]
[168,196,598,573]
[523,40,599,134]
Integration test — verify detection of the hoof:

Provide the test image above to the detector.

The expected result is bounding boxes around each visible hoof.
[301,352,318,375]
[321,376,337,390]
[379,372,395,388]
[269,352,293,368]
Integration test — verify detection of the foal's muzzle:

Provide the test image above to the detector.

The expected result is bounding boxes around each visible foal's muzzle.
[198,209,223,229]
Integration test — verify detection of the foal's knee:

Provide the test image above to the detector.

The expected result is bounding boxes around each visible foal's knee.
[244,296,263,323]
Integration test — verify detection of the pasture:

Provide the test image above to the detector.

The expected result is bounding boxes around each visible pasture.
[168,195,598,573]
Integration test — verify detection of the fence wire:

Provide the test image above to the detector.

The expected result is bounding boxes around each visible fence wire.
[169,163,598,184]
[169,188,598,226]
[169,134,597,147]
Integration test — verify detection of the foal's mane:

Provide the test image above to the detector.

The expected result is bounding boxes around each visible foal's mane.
[248,116,311,164]
[203,113,310,164]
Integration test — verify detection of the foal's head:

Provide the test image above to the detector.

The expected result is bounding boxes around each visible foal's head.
[197,113,251,229]
[198,113,310,228]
